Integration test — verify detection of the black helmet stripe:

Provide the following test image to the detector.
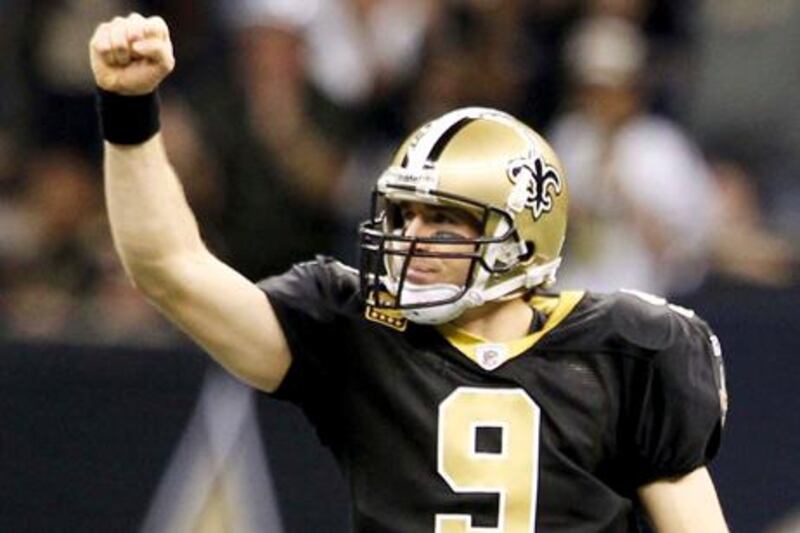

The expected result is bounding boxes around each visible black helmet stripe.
[426,117,475,163]
[400,116,477,170]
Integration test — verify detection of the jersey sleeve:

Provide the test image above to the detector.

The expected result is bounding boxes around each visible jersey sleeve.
[628,308,727,485]
[257,257,361,448]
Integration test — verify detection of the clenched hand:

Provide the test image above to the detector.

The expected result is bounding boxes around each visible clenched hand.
[89,13,175,95]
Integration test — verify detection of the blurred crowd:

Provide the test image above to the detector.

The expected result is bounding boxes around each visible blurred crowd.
[0,0,797,346]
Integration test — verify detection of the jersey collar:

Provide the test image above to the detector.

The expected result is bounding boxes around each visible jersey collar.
[436,291,585,370]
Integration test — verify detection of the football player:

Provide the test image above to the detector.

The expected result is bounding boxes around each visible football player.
[90,13,729,532]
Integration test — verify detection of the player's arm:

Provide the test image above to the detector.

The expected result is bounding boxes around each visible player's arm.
[90,13,290,392]
[637,466,729,532]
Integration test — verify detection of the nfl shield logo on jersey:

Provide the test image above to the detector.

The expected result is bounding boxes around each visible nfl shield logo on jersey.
[475,344,508,371]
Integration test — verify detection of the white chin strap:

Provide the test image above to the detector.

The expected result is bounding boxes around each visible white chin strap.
[383,257,562,325]
[386,281,484,325]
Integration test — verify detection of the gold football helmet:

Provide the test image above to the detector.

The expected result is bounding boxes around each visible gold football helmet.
[359,107,568,324]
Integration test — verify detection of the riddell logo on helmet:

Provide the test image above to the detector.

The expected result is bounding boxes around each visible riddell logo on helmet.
[506,156,563,220]
[381,168,439,192]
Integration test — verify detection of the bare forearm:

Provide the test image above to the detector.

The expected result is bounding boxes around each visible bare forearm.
[638,467,729,532]
[104,134,205,286]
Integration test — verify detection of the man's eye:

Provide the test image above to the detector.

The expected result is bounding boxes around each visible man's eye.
[432,230,465,241]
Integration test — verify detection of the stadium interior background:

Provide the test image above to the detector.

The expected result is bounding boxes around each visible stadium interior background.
[1,1,798,531]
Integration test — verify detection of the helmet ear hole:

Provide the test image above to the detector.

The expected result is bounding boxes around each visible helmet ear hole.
[519,241,536,263]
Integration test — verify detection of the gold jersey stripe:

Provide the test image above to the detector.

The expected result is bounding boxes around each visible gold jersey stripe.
[436,291,585,366]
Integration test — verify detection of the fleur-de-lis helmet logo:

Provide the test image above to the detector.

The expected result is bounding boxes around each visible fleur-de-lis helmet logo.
[506,155,563,220]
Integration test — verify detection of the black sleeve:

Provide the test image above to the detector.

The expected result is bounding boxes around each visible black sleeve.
[630,312,726,485]
[257,257,360,448]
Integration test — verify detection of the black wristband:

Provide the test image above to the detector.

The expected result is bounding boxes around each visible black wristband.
[96,89,161,145]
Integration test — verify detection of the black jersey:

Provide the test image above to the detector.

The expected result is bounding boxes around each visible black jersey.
[259,257,726,533]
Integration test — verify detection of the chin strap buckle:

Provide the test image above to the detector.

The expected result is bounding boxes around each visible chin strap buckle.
[464,288,485,307]
[524,257,562,288]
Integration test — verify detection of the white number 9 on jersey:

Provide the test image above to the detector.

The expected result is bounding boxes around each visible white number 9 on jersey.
[436,387,541,532]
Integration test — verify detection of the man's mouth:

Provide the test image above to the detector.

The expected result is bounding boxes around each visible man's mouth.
[406,265,438,284]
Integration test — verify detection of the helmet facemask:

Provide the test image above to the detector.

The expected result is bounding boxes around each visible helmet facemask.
[359,184,532,324]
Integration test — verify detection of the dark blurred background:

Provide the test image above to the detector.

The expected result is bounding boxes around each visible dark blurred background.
[1,0,798,531]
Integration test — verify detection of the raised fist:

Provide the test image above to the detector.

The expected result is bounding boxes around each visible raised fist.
[89,13,175,95]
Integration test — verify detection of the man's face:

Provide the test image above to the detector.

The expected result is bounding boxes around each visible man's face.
[390,201,481,286]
